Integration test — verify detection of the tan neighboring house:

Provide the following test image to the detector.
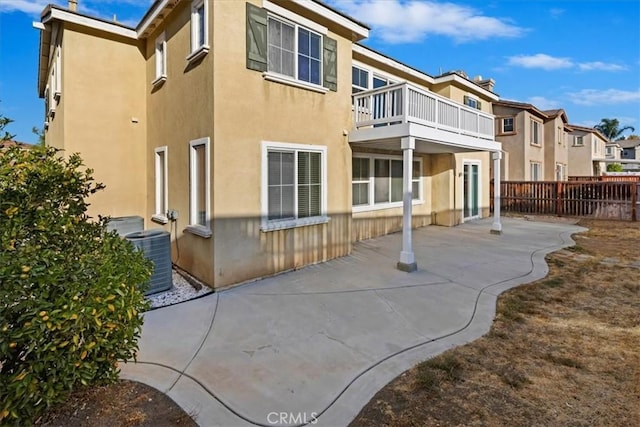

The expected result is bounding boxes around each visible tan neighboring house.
[542,109,570,181]
[567,125,608,176]
[605,142,623,160]
[36,0,503,289]
[492,100,549,181]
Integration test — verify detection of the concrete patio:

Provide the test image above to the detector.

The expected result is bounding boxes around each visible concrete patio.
[121,217,584,427]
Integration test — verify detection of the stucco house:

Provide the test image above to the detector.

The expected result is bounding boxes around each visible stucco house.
[605,142,623,160]
[567,125,608,176]
[493,100,570,181]
[36,0,503,289]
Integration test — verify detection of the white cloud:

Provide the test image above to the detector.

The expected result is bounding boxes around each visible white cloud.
[578,61,627,72]
[527,96,560,110]
[566,89,640,106]
[329,0,525,43]
[507,54,573,70]
[0,0,51,14]
[549,8,565,19]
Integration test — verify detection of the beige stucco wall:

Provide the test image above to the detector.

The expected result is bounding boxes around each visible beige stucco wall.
[46,23,147,220]
[543,117,569,180]
[143,1,216,285]
[432,82,493,114]
[207,0,355,288]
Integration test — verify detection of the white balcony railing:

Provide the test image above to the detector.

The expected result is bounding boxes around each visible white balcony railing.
[353,82,495,140]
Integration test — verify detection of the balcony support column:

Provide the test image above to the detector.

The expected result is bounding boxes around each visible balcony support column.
[491,151,503,235]
[398,137,418,272]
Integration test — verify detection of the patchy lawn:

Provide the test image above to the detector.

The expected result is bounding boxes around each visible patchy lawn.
[35,380,196,427]
[351,219,640,427]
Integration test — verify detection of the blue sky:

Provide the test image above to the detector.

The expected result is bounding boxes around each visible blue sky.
[0,0,638,144]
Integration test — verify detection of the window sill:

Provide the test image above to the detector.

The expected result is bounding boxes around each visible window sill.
[151,214,168,225]
[261,216,330,232]
[185,224,212,238]
[186,45,210,64]
[530,143,541,147]
[353,200,424,213]
[497,131,516,136]
[152,75,167,87]
[262,71,329,94]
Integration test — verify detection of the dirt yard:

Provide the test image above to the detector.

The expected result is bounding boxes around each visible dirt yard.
[36,219,639,426]
[350,219,640,426]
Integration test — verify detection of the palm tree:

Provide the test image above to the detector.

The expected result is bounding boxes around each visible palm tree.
[594,118,635,141]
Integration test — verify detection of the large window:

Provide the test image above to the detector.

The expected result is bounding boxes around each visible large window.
[262,142,327,230]
[189,0,209,60]
[153,147,168,223]
[530,162,542,181]
[530,119,541,145]
[352,156,421,210]
[188,137,210,237]
[267,16,322,85]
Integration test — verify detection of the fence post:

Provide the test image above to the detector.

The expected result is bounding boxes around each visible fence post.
[556,181,563,216]
[632,183,637,222]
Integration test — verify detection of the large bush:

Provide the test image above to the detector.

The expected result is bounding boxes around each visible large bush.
[0,146,151,423]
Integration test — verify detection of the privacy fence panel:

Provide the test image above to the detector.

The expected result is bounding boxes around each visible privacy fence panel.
[491,180,638,221]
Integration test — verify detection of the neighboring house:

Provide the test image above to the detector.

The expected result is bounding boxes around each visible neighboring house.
[0,140,32,150]
[493,100,550,181]
[542,109,570,181]
[605,142,623,160]
[567,125,608,176]
[619,138,640,171]
[36,0,502,289]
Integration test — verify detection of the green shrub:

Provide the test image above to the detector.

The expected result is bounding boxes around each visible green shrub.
[0,146,151,424]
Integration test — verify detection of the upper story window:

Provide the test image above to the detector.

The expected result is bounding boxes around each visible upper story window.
[261,142,328,231]
[188,0,209,62]
[352,66,369,93]
[464,95,482,110]
[530,119,542,146]
[267,16,322,85]
[574,135,584,146]
[501,117,514,133]
[245,3,337,93]
[154,32,167,85]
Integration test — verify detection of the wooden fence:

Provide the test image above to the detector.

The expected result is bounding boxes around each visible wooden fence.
[568,175,640,182]
[491,180,639,221]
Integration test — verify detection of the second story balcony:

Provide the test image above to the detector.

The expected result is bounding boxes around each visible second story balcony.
[349,82,500,154]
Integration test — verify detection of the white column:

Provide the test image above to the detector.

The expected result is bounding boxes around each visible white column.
[398,137,417,272]
[491,151,503,234]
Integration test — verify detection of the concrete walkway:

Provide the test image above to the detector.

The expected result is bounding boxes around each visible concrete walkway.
[121,217,584,427]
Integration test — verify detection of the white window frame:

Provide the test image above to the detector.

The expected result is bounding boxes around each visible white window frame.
[462,159,481,221]
[464,96,479,110]
[153,32,167,86]
[352,154,423,213]
[153,146,169,224]
[52,46,61,101]
[263,14,325,92]
[261,141,329,231]
[530,161,542,181]
[530,119,542,146]
[187,0,209,62]
[186,137,211,238]
[574,135,584,146]
[352,65,369,93]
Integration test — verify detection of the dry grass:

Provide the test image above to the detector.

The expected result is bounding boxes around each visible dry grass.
[351,219,640,427]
